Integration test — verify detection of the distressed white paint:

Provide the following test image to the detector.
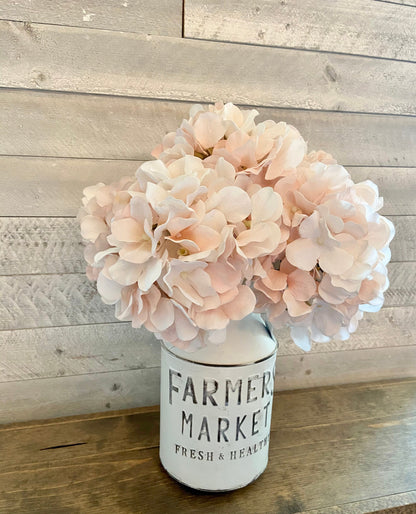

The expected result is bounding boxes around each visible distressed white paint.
[159,316,277,491]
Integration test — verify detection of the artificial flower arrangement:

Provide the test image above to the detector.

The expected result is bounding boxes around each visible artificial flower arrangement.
[79,102,394,352]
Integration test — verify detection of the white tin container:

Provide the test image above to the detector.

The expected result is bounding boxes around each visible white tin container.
[159,314,277,491]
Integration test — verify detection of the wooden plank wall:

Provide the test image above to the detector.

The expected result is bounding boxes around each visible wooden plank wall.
[1,0,415,423]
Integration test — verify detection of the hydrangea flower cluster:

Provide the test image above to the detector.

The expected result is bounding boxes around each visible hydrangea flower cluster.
[79,102,394,351]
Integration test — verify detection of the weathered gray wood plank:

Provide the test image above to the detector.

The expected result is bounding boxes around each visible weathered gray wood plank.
[0,306,414,383]
[0,367,161,424]
[1,349,415,424]
[0,263,411,331]
[0,214,408,275]
[0,1,182,36]
[0,218,84,274]
[2,21,416,115]
[386,262,416,307]
[0,323,159,382]
[0,156,142,217]
[0,274,115,330]
[185,0,416,61]
[1,158,414,217]
[1,90,415,165]
[275,345,416,391]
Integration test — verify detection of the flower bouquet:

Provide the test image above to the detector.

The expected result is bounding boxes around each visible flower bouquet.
[79,102,394,490]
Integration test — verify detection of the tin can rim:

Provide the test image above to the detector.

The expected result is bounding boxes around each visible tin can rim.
[161,339,277,368]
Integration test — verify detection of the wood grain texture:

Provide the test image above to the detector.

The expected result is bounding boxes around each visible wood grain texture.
[0,213,406,275]
[0,217,84,274]
[1,90,416,165]
[0,156,142,216]
[0,306,413,383]
[0,274,115,330]
[185,0,416,62]
[0,0,182,36]
[0,367,160,425]
[308,491,416,514]
[275,345,416,391]
[385,262,416,307]
[0,262,411,331]
[0,380,415,511]
[0,323,160,382]
[2,158,415,217]
[1,341,414,421]
[2,21,416,116]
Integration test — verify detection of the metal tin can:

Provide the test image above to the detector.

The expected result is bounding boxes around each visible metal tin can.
[159,314,277,491]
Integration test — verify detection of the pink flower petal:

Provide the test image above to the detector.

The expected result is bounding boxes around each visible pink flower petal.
[150,297,175,331]
[286,238,320,271]
[319,246,354,275]
[193,112,225,148]
[97,272,123,304]
[195,309,229,330]
[80,215,108,242]
[208,186,251,223]
[119,241,152,264]
[174,308,200,341]
[283,289,312,317]
[318,274,350,305]
[111,218,143,243]
[251,187,283,224]
[222,285,256,320]
[287,269,316,301]
[262,270,287,291]
[109,259,140,286]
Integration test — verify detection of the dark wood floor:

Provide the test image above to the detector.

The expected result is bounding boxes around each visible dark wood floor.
[1,379,416,513]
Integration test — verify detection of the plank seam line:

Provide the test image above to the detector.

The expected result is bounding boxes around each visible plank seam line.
[0,17,182,37]
[0,215,77,219]
[0,154,144,163]
[0,257,411,279]
[0,305,409,335]
[0,365,162,386]
[0,322,127,333]
[0,348,415,386]
[181,0,185,38]
[0,321,129,333]
[2,87,416,119]
[1,156,415,169]
[374,0,416,7]
[302,487,416,513]
[182,35,416,65]
[2,16,415,63]
[1,214,412,220]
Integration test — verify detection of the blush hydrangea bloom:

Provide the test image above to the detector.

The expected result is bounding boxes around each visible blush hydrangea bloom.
[79,151,285,350]
[79,102,394,352]
[254,152,395,350]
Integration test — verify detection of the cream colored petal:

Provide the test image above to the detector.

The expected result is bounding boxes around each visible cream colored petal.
[251,187,283,225]
[283,289,312,317]
[207,186,251,223]
[111,218,143,243]
[222,285,256,320]
[286,238,321,271]
[287,269,316,301]
[193,111,225,148]
[80,215,108,242]
[319,246,354,275]
[97,272,124,304]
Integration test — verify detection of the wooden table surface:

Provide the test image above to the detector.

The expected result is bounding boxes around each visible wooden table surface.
[1,379,416,514]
